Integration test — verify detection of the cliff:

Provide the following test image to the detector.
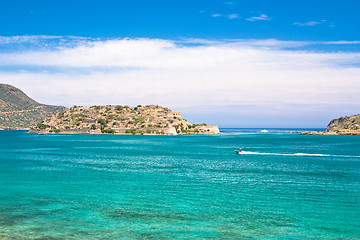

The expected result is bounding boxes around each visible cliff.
[30,105,220,135]
[0,84,65,129]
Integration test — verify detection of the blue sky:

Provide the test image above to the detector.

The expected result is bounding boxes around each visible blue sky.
[0,0,359,127]
[1,0,360,41]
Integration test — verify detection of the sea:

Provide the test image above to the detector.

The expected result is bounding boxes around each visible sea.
[0,129,359,239]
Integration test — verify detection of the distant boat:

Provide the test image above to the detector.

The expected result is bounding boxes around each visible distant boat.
[260,129,268,133]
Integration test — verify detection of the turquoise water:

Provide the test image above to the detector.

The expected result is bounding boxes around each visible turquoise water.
[0,129,359,239]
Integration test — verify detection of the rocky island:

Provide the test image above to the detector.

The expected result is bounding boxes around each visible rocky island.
[29,105,220,135]
[299,114,360,135]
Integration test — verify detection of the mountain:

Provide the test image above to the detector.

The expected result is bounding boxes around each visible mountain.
[325,114,360,135]
[0,84,65,129]
[30,105,220,135]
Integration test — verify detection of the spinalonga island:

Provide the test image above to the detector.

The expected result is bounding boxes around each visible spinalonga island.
[29,105,220,135]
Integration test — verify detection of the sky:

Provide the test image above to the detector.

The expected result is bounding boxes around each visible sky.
[0,0,359,127]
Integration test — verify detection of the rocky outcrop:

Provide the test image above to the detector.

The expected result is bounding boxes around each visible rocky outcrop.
[31,105,220,135]
[325,114,360,135]
[299,114,360,135]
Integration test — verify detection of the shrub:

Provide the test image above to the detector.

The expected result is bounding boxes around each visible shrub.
[117,117,128,121]
[125,129,137,134]
[97,118,107,125]
[91,124,96,130]
[54,129,61,133]
[49,130,53,133]
[38,124,47,130]
[65,126,70,129]
[102,129,115,134]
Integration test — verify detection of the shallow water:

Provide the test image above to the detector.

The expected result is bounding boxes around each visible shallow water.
[0,130,359,239]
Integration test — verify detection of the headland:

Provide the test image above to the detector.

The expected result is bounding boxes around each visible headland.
[299,114,360,135]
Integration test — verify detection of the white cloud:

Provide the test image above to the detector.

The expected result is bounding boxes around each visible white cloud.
[0,37,359,127]
[0,35,61,44]
[228,14,240,19]
[211,13,241,20]
[294,20,326,26]
[246,14,271,21]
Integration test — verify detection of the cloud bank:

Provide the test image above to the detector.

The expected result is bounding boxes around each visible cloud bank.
[0,37,359,127]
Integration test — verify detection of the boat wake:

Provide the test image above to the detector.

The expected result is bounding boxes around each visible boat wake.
[236,151,360,158]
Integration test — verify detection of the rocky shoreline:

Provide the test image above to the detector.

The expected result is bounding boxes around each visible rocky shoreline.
[298,130,360,135]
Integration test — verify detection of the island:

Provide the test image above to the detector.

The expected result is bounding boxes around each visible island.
[29,105,220,135]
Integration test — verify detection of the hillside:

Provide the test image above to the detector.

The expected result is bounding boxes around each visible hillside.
[30,105,220,135]
[298,114,360,135]
[0,84,65,129]
[325,114,360,135]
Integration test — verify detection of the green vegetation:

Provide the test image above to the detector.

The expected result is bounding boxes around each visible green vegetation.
[116,117,128,121]
[97,118,107,125]
[54,129,61,133]
[101,129,115,134]
[125,129,137,134]
[38,124,47,130]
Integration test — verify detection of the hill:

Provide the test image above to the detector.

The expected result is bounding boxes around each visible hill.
[325,114,360,135]
[299,114,360,135]
[30,105,220,135]
[0,84,65,129]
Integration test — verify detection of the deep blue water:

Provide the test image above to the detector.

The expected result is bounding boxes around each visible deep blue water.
[0,129,359,239]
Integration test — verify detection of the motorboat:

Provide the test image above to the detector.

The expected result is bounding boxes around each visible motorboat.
[235,148,242,154]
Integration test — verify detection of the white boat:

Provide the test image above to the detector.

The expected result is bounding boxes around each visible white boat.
[260,129,268,133]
